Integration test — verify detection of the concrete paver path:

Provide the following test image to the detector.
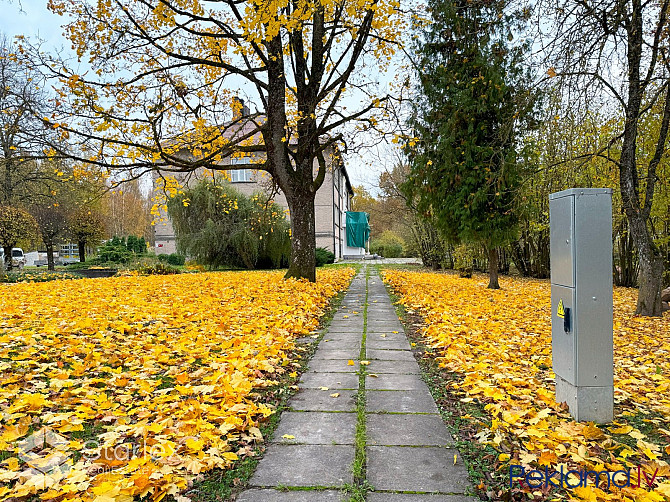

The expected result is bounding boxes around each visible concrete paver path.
[237,268,476,501]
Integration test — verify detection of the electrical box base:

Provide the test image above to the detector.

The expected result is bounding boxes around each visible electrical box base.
[555,375,613,423]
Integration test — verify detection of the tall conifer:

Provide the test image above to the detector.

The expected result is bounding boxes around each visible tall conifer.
[404,0,536,288]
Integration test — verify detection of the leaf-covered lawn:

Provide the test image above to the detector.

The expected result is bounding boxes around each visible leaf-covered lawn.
[0,268,354,501]
[383,269,670,502]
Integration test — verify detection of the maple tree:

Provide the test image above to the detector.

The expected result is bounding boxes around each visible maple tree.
[68,207,105,263]
[31,203,68,271]
[0,36,55,205]
[0,206,37,271]
[384,269,670,501]
[27,0,404,282]
[0,268,354,499]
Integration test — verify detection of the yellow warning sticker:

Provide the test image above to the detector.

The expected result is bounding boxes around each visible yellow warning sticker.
[557,299,565,319]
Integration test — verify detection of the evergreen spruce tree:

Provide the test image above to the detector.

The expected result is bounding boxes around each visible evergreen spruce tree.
[404,0,536,288]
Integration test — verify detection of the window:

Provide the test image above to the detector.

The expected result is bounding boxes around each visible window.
[230,157,253,182]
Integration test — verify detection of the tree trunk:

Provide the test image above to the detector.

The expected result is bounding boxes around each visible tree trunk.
[617,2,663,316]
[629,215,664,316]
[78,239,86,263]
[46,240,55,271]
[511,240,529,277]
[2,245,12,271]
[284,190,317,282]
[487,247,500,289]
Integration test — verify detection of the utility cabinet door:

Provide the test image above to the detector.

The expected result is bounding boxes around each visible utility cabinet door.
[574,192,614,387]
[550,195,575,288]
[551,284,576,385]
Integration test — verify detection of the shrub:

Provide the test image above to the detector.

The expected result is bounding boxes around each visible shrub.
[167,253,186,266]
[97,240,133,264]
[96,235,148,264]
[315,247,335,267]
[157,254,169,263]
[186,262,206,272]
[1,270,81,283]
[453,243,484,278]
[126,235,147,254]
[370,230,405,258]
[133,262,180,275]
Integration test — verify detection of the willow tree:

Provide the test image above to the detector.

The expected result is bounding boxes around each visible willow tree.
[28,0,403,281]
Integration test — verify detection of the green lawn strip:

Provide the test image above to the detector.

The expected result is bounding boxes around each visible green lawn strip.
[607,409,670,462]
[186,282,351,502]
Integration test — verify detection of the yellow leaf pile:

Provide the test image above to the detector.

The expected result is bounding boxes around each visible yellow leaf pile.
[383,270,670,501]
[0,268,354,501]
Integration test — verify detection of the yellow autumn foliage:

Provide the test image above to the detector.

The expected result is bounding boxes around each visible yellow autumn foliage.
[0,268,354,500]
[383,270,670,502]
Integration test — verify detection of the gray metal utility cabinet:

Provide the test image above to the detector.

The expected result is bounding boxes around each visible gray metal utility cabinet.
[549,188,614,423]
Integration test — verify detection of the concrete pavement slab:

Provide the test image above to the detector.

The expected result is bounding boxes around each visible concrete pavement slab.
[289,388,356,411]
[320,332,362,342]
[366,390,439,414]
[367,323,405,332]
[366,339,412,350]
[237,489,346,502]
[364,359,421,374]
[250,444,354,487]
[272,412,356,445]
[367,494,478,502]
[367,446,471,493]
[307,358,358,373]
[367,414,454,446]
[366,373,430,391]
[367,349,417,361]
[312,348,361,360]
[319,339,361,350]
[299,372,359,389]
[324,326,365,333]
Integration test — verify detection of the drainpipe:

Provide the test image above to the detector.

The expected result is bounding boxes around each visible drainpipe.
[332,165,336,258]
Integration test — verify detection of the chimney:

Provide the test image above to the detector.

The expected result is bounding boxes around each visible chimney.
[232,96,250,120]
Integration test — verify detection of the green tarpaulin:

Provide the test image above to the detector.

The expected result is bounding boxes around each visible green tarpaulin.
[346,211,371,248]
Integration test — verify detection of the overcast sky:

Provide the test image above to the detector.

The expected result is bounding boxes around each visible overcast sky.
[1,2,66,48]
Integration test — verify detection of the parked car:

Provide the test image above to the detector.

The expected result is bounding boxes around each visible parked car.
[0,248,27,270]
